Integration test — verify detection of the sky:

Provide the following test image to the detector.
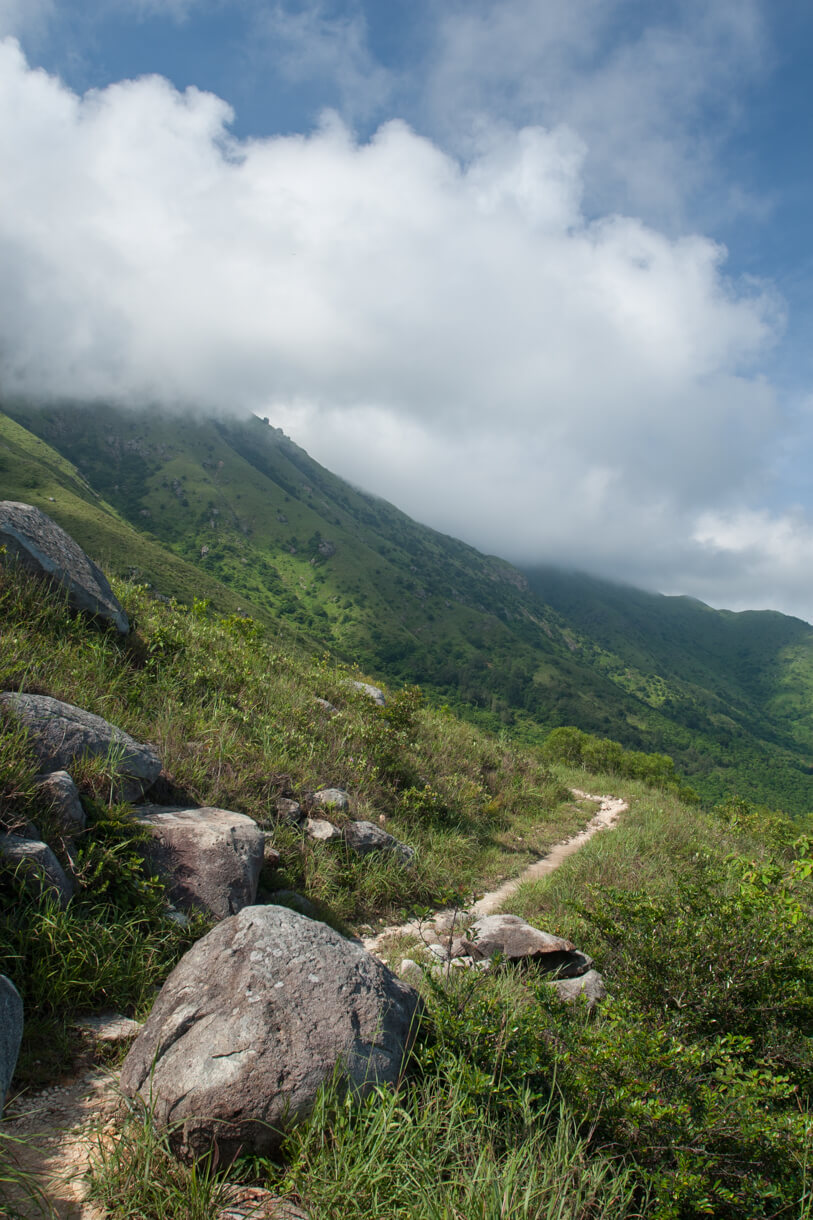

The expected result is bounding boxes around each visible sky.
[2,2,813,621]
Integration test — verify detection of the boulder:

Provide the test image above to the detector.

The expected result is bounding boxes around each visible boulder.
[0,976,23,1119]
[305,817,342,843]
[314,698,338,715]
[547,970,607,1007]
[0,694,161,803]
[349,681,386,707]
[34,770,86,833]
[343,821,416,866]
[311,787,350,813]
[119,905,421,1161]
[469,914,581,972]
[0,834,75,907]
[0,501,129,634]
[135,806,264,920]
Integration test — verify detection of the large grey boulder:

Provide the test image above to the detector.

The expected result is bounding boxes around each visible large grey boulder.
[468,914,584,973]
[0,501,129,633]
[120,905,421,1161]
[135,806,264,920]
[0,694,161,802]
[34,770,86,833]
[0,834,75,906]
[343,820,416,866]
[0,976,23,1119]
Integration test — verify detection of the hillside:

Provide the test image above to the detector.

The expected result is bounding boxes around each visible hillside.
[1,552,810,1220]
[3,398,813,812]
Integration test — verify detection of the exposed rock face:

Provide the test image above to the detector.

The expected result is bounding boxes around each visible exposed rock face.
[349,681,386,707]
[310,787,350,813]
[34,770,86,833]
[468,914,581,971]
[0,976,23,1119]
[0,834,75,907]
[548,970,606,1006]
[135,806,264,919]
[343,820,416,866]
[0,694,162,803]
[0,501,129,634]
[120,905,421,1160]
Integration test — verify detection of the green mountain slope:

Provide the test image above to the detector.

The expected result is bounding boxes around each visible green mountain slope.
[4,399,813,812]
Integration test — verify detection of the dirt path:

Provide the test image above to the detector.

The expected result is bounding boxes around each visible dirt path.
[363,788,627,955]
[3,1064,120,1219]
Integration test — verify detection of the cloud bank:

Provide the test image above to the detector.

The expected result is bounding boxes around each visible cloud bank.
[0,36,811,620]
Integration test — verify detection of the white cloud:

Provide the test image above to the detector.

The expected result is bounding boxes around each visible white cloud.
[0,37,808,619]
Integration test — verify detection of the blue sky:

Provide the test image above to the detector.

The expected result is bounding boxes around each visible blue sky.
[3,0,813,619]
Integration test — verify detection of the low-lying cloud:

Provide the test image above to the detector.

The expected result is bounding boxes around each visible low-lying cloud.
[0,36,810,620]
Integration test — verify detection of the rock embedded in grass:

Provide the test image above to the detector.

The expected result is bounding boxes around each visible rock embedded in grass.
[348,681,386,706]
[0,500,130,634]
[119,905,422,1161]
[0,833,75,907]
[135,806,265,919]
[310,787,350,812]
[547,969,607,1007]
[0,693,162,803]
[343,820,416,866]
[34,770,86,833]
[305,817,342,843]
[467,914,586,974]
[0,975,23,1119]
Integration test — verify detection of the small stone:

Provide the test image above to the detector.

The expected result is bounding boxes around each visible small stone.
[263,839,281,868]
[276,798,304,826]
[305,818,342,843]
[311,788,350,813]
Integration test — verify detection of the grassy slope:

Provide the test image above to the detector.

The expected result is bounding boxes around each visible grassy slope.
[4,400,813,812]
[1,556,810,1220]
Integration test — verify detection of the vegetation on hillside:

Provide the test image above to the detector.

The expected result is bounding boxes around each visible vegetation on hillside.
[1,552,811,1219]
[4,399,813,814]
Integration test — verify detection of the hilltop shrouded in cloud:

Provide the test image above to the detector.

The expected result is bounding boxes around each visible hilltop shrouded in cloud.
[1,2,813,622]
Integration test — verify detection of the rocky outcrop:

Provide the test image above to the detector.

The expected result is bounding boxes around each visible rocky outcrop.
[343,820,416,866]
[0,694,162,803]
[0,834,75,907]
[349,681,386,707]
[0,976,23,1119]
[34,770,86,834]
[0,501,129,634]
[120,905,421,1161]
[135,806,265,919]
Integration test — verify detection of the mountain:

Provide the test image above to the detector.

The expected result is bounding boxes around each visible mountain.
[3,398,812,812]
